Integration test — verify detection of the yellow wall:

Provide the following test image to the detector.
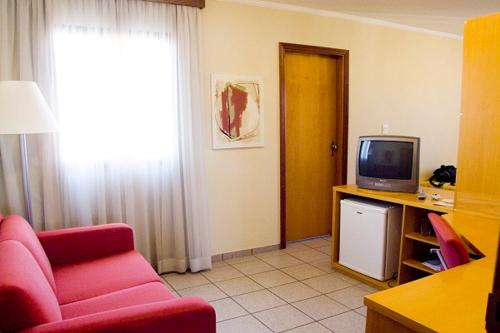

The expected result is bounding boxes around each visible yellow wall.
[201,0,463,255]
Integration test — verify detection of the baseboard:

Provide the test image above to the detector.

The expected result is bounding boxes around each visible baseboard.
[212,244,280,262]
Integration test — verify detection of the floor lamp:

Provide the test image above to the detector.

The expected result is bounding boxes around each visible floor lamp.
[0,81,58,226]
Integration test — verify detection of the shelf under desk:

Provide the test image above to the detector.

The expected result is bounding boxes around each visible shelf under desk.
[404,232,439,246]
[401,259,437,275]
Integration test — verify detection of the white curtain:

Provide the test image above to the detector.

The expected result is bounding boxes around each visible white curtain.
[0,0,64,230]
[0,0,211,273]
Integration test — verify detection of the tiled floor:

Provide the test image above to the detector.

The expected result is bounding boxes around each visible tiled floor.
[162,236,376,333]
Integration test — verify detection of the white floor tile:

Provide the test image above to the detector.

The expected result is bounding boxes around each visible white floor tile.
[320,311,366,333]
[261,254,303,269]
[212,260,229,268]
[215,276,264,296]
[327,285,372,309]
[269,282,321,303]
[210,298,248,322]
[289,249,330,262]
[310,259,336,273]
[233,289,286,313]
[201,265,244,283]
[168,242,374,332]
[316,245,332,255]
[280,263,326,280]
[301,238,331,249]
[358,283,379,293]
[285,322,333,333]
[330,272,362,285]
[292,295,350,320]
[162,272,210,290]
[355,306,367,317]
[283,243,310,253]
[254,305,313,332]
[232,260,275,275]
[176,283,227,302]
[217,315,272,333]
[303,274,352,293]
[250,270,296,288]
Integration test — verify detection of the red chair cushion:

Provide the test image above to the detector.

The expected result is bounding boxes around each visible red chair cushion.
[0,215,57,291]
[428,213,470,268]
[60,281,176,319]
[0,240,62,332]
[53,250,162,304]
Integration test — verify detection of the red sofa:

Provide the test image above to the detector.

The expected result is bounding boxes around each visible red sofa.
[0,214,215,333]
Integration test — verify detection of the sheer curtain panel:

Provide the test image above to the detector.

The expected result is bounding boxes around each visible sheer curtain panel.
[0,0,211,273]
[0,0,64,230]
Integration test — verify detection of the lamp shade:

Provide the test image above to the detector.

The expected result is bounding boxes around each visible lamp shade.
[0,81,58,134]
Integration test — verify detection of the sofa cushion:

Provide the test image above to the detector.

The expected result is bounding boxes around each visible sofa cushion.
[60,281,176,319]
[53,250,162,304]
[0,240,62,332]
[37,223,134,266]
[0,215,57,291]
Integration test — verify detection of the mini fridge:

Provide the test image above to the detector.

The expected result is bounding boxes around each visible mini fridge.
[339,198,402,281]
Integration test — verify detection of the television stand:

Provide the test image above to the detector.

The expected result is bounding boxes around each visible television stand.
[331,184,455,289]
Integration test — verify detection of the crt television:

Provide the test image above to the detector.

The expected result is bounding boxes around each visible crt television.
[356,136,420,193]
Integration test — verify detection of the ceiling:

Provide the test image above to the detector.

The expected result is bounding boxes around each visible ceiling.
[261,0,500,36]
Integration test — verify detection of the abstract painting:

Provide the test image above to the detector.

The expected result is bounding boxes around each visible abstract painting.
[212,75,264,149]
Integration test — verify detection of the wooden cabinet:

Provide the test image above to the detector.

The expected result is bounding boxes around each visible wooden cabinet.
[455,13,500,218]
[331,185,454,288]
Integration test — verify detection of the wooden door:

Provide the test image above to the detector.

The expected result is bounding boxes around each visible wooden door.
[280,44,349,244]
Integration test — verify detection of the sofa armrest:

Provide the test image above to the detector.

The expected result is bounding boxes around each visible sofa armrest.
[37,224,134,266]
[20,297,216,333]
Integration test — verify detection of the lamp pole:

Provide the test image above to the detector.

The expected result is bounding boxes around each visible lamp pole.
[0,81,58,227]
[19,134,34,225]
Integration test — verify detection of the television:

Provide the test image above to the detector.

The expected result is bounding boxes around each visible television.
[356,136,420,193]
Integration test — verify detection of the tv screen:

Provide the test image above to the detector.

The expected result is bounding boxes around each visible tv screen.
[358,140,414,180]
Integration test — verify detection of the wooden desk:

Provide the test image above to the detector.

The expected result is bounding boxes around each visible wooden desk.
[332,184,455,288]
[332,185,499,331]
[364,212,500,333]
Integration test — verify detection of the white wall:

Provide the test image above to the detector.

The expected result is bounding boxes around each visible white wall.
[201,0,463,255]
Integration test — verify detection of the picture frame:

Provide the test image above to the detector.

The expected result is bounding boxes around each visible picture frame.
[211,74,264,149]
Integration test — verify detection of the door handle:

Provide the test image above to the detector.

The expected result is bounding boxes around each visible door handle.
[330,142,338,156]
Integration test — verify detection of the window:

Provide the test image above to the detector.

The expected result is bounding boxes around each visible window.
[53,28,178,164]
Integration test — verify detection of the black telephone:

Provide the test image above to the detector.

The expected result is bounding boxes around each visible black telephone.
[429,165,457,188]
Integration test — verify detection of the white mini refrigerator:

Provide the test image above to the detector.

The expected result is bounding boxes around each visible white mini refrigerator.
[339,198,402,281]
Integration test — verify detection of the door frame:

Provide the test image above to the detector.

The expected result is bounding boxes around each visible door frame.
[279,42,349,249]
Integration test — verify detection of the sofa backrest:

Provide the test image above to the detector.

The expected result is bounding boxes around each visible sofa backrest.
[0,215,57,291]
[0,240,62,332]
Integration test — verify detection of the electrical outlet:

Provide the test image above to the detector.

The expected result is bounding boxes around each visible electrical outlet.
[382,124,390,134]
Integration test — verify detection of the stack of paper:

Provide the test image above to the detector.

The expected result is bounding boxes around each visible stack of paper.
[423,258,443,272]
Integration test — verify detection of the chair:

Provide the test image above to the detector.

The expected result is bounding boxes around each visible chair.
[428,213,470,269]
